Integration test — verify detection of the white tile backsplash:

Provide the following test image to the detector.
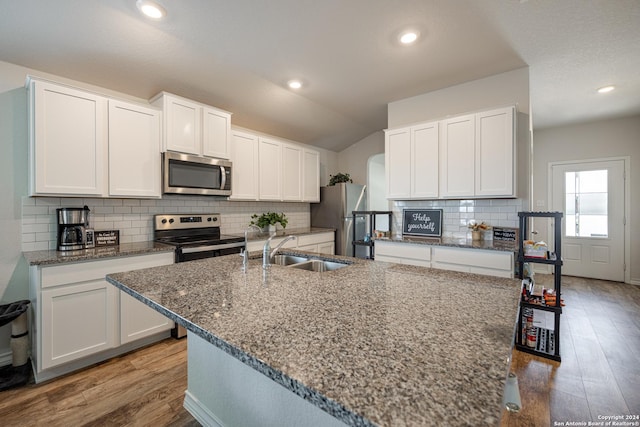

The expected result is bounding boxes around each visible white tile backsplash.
[391,198,526,239]
[22,196,311,251]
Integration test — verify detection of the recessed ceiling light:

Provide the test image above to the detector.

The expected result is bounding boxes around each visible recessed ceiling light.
[399,31,419,45]
[288,80,303,90]
[136,0,166,19]
[597,85,615,94]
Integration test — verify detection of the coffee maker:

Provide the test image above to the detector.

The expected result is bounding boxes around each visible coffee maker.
[56,206,95,251]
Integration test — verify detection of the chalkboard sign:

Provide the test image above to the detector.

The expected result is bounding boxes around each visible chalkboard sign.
[402,209,443,237]
[492,227,518,243]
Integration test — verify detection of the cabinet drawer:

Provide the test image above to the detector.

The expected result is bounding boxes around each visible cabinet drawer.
[432,247,513,271]
[40,253,174,288]
[296,232,334,247]
[375,241,431,261]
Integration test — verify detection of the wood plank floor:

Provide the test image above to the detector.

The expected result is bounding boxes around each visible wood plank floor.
[0,274,638,426]
[501,274,640,427]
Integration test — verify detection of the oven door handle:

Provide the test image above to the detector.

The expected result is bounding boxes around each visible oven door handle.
[180,242,245,254]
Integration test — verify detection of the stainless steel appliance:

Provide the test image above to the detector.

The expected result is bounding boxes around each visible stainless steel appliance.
[163,152,232,196]
[310,183,367,257]
[56,206,95,251]
[154,213,245,338]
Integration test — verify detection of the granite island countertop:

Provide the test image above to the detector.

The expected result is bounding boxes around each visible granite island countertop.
[107,251,520,426]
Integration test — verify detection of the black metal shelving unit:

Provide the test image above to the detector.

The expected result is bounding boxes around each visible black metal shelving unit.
[351,211,392,260]
[515,211,563,362]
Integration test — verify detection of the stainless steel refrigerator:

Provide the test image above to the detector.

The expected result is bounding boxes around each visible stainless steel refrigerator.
[310,183,367,257]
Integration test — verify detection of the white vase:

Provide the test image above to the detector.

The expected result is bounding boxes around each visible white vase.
[267,224,276,234]
[472,230,482,241]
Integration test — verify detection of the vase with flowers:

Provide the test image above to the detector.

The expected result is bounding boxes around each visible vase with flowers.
[250,212,288,234]
[468,220,491,241]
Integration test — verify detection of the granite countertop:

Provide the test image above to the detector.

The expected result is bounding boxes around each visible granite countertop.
[23,241,175,266]
[379,234,518,252]
[234,226,336,241]
[107,251,520,426]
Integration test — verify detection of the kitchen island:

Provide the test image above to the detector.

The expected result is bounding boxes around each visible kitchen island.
[106,251,520,426]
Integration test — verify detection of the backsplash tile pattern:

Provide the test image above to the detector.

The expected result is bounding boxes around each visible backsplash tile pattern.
[22,196,310,251]
[390,198,526,239]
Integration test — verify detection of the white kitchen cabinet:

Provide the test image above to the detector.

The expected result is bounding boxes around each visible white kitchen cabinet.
[202,106,231,159]
[40,279,117,370]
[431,246,514,278]
[475,107,515,197]
[281,143,303,201]
[120,292,173,345]
[108,100,162,198]
[440,114,475,198]
[28,78,107,197]
[375,240,431,267]
[302,148,320,202]
[152,92,231,159]
[258,137,283,200]
[29,252,174,383]
[385,127,411,199]
[229,130,259,200]
[246,231,335,254]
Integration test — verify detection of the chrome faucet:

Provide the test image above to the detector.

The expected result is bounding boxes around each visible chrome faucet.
[263,234,297,269]
[241,225,261,272]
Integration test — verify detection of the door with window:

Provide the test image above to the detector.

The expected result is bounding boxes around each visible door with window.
[550,159,625,282]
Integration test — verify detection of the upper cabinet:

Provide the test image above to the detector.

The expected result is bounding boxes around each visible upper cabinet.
[385,106,517,200]
[440,114,475,198]
[29,79,107,196]
[108,100,161,198]
[385,122,439,200]
[230,129,320,203]
[28,78,161,198]
[151,92,231,159]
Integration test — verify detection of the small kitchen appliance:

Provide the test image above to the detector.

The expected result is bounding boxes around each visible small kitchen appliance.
[56,206,95,251]
[154,213,245,338]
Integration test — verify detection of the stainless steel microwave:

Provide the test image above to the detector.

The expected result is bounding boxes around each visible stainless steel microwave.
[163,152,232,196]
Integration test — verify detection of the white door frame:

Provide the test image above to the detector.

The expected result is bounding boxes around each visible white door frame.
[547,156,631,284]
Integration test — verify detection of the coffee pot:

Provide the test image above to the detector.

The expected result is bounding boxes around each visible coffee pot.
[56,206,95,251]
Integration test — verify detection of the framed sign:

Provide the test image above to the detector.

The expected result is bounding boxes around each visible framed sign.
[402,209,443,237]
[95,230,120,247]
[492,227,518,243]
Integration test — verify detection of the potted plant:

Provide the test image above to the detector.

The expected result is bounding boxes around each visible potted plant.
[468,220,491,241]
[328,173,353,186]
[250,212,288,233]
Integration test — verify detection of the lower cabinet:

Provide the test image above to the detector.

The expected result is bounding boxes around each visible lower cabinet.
[29,252,175,382]
[247,232,335,255]
[375,240,515,278]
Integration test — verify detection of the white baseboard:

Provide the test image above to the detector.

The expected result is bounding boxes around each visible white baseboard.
[630,278,640,286]
[183,390,224,427]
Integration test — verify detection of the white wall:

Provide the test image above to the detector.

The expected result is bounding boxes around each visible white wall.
[532,115,640,283]
[388,67,530,128]
[337,131,385,186]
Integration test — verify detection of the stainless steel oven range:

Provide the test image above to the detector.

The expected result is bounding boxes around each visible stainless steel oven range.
[154,213,245,337]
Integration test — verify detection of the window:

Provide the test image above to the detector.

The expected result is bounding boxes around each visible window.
[565,170,608,237]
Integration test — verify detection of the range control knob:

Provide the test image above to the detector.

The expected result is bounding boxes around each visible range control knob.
[212,217,218,222]
[207,217,212,222]
[169,218,174,224]
[161,218,167,224]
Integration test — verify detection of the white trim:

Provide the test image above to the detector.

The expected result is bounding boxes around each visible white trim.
[183,390,224,427]
[547,156,631,284]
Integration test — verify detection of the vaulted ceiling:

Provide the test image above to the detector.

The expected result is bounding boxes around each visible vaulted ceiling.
[1,0,638,151]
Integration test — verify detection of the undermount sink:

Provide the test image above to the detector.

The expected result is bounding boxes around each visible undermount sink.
[272,254,351,272]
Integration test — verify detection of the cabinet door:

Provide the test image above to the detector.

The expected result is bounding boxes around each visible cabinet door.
[258,137,282,200]
[411,122,439,198]
[302,149,320,202]
[230,131,259,200]
[318,241,335,255]
[40,280,117,370]
[164,95,201,155]
[30,80,107,196]
[475,107,515,197]
[120,292,173,345]
[108,100,161,198]
[440,114,475,198]
[202,107,231,159]
[385,128,411,199]
[282,143,302,201]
